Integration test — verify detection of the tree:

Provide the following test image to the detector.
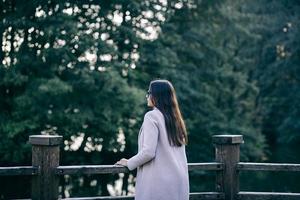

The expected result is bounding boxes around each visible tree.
[0,0,164,198]
[247,0,300,146]
[139,0,267,164]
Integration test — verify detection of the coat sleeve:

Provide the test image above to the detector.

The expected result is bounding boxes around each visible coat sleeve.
[127,112,159,171]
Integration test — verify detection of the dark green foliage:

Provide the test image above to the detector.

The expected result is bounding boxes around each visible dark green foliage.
[250,0,300,145]
[139,1,266,164]
[0,0,149,197]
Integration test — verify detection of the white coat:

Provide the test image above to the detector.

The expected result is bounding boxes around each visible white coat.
[127,107,189,200]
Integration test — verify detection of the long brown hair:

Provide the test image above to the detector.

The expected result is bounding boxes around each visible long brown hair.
[149,80,188,146]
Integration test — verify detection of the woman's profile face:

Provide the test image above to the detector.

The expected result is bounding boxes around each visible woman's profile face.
[146,87,154,107]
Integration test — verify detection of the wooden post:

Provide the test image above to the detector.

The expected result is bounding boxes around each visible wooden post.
[29,135,63,200]
[213,135,244,200]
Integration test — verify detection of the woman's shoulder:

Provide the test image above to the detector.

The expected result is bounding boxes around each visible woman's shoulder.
[144,107,162,122]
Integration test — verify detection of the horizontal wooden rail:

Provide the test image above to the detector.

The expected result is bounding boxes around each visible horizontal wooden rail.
[6,192,225,200]
[0,162,223,176]
[237,192,300,200]
[0,166,39,176]
[63,192,225,200]
[237,162,300,171]
[56,162,223,175]
[64,196,133,200]
[188,162,224,171]
[56,165,129,175]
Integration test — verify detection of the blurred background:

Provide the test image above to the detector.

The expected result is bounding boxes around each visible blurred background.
[0,0,300,199]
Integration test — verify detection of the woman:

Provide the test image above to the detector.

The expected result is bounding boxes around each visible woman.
[115,79,189,200]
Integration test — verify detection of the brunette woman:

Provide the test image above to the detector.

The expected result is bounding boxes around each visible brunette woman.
[115,79,189,200]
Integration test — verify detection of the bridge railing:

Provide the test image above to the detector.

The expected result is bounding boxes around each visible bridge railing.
[1,134,300,200]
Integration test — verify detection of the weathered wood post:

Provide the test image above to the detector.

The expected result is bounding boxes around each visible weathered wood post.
[213,135,244,200]
[29,135,63,200]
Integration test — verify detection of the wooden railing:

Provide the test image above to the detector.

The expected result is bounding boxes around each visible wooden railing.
[1,135,300,200]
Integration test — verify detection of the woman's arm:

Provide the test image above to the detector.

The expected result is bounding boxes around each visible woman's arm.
[127,112,159,171]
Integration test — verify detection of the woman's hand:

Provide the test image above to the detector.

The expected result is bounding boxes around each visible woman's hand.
[114,158,128,167]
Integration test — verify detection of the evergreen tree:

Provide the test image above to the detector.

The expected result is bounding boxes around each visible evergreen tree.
[247,0,300,146]
[139,0,266,164]
[0,0,164,198]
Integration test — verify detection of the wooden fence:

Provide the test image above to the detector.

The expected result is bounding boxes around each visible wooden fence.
[1,134,300,200]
